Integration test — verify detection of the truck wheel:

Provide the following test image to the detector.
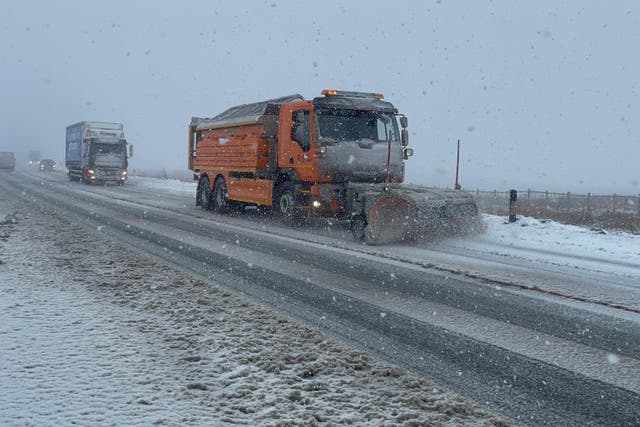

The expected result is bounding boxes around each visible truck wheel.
[212,177,229,213]
[274,182,297,220]
[198,176,212,210]
[350,216,367,242]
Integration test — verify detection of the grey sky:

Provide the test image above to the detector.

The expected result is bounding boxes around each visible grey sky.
[1,0,638,193]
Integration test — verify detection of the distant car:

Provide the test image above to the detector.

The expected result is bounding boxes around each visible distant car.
[39,159,56,172]
[0,152,16,171]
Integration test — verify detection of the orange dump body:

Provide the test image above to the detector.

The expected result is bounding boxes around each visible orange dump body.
[190,95,324,208]
[192,123,274,205]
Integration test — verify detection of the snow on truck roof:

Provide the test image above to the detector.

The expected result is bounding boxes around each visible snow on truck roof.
[66,121,124,130]
[190,91,397,131]
[191,94,304,131]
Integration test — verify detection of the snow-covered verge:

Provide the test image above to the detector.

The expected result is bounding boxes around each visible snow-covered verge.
[478,214,640,268]
[0,189,510,426]
[128,175,197,194]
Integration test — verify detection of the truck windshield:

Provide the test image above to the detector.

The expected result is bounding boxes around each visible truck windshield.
[91,143,125,156]
[89,142,126,166]
[315,109,398,143]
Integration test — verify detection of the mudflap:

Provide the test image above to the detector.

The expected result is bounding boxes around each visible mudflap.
[348,183,481,245]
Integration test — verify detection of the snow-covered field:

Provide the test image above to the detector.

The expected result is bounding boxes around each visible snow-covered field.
[0,188,508,425]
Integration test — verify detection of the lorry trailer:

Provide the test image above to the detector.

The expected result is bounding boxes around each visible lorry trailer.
[189,90,478,244]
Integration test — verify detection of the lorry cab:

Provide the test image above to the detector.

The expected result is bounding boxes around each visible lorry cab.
[311,90,406,184]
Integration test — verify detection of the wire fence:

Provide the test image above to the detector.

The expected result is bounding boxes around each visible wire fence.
[473,189,640,217]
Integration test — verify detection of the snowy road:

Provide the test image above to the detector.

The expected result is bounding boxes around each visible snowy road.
[1,184,502,426]
[3,170,640,425]
[30,170,640,313]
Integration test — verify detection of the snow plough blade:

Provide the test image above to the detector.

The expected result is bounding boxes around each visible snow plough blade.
[348,183,481,245]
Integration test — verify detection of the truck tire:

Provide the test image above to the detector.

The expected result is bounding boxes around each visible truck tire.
[198,176,212,211]
[274,182,298,222]
[212,176,230,213]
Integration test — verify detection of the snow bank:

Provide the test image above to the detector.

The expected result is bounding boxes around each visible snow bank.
[129,175,196,194]
[481,214,640,267]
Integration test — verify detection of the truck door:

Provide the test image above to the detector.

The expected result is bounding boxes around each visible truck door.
[277,101,317,182]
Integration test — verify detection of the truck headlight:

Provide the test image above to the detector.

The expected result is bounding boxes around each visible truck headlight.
[312,200,322,208]
[403,148,414,159]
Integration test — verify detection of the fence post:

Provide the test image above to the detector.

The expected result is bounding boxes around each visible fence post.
[567,192,571,213]
[637,194,640,216]
[613,193,617,214]
[509,189,518,222]
[587,192,591,215]
[527,188,531,200]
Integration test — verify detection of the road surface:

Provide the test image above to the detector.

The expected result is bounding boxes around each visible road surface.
[2,170,639,426]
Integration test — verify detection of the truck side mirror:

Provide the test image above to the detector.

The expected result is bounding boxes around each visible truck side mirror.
[128,144,134,158]
[291,123,308,149]
[399,116,408,128]
[293,110,304,124]
[401,129,409,147]
[291,110,310,151]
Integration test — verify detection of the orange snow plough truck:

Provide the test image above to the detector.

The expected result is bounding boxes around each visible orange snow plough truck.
[189,90,478,244]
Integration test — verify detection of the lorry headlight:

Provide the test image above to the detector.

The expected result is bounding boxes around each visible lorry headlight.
[403,148,414,159]
[312,200,322,208]
[316,146,327,155]
[121,170,127,176]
